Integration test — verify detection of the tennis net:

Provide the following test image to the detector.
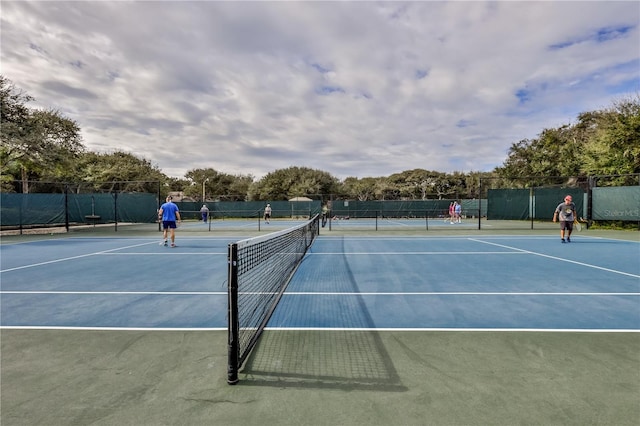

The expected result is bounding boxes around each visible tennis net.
[227,214,320,384]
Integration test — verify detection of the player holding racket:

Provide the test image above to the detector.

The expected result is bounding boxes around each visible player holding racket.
[552,195,576,243]
[264,203,272,224]
[574,218,583,232]
[158,195,181,247]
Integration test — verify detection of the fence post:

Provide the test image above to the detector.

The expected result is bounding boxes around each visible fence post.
[65,185,69,232]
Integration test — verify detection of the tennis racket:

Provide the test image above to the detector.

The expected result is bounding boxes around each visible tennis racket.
[574,219,582,231]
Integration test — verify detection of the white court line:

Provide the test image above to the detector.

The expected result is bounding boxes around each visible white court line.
[264,327,640,333]
[0,326,635,332]
[0,241,159,273]
[0,291,226,295]
[99,252,226,255]
[310,251,526,255]
[317,235,555,240]
[3,290,637,296]
[379,220,412,227]
[469,238,640,278]
[280,292,639,296]
[0,326,226,331]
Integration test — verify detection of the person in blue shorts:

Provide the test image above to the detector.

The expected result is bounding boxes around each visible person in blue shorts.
[553,195,575,243]
[200,204,209,222]
[158,196,181,247]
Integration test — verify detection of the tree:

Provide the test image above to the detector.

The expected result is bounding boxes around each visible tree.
[184,168,254,201]
[373,177,400,200]
[227,174,254,201]
[249,167,340,201]
[0,75,84,192]
[76,151,166,193]
[1,75,34,191]
[580,96,640,183]
[463,171,494,199]
[495,125,583,182]
[495,96,639,185]
[166,177,190,193]
[388,169,429,200]
[341,176,379,201]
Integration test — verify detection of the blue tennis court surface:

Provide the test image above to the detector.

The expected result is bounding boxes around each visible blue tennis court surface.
[1,234,638,330]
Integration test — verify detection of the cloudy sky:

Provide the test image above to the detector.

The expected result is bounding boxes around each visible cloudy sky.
[2,1,638,180]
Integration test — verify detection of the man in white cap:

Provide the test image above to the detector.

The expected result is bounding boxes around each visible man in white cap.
[264,203,272,224]
[200,204,209,222]
[552,195,576,243]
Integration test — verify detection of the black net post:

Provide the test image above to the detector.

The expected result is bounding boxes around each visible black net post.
[18,194,23,235]
[329,194,333,231]
[478,178,483,230]
[587,176,596,228]
[64,184,70,232]
[227,242,240,385]
[114,189,118,232]
[530,187,534,230]
[157,181,162,232]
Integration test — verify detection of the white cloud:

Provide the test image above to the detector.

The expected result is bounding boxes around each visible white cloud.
[2,1,638,180]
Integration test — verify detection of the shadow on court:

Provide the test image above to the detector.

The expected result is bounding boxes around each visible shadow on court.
[242,329,405,391]
[242,236,405,391]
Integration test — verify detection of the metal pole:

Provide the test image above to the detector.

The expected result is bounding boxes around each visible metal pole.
[65,185,69,232]
[157,181,162,232]
[530,187,534,230]
[227,243,240,385]
[478,178,483,230]
[114,189,118,232]
[329,194,333,231]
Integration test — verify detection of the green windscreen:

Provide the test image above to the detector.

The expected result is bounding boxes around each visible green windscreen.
[592,186,640,221]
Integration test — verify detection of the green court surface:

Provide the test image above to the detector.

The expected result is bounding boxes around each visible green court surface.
[2,329,638,425]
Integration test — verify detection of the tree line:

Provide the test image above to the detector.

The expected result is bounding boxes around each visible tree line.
[2,75,638,202]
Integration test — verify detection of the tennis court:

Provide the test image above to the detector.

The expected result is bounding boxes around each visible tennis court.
[1,226,639,425]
